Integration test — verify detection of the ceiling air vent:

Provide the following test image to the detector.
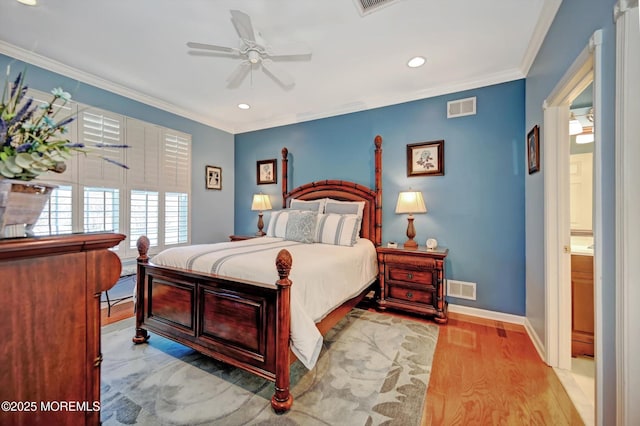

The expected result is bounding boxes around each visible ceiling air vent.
[447,96,477,118]
[353,0,404,16]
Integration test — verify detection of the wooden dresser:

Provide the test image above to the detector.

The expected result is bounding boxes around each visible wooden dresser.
[0,232,125,426]
[377,245,449,323]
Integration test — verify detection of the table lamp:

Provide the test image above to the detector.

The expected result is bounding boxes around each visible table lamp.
[251,193,272,236]
[395,190,427,249]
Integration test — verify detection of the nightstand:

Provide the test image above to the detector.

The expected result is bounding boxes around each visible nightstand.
[376,245,449,323]
[229,235,261,241]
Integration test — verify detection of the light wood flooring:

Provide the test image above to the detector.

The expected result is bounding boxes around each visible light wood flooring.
[100,304,583,425]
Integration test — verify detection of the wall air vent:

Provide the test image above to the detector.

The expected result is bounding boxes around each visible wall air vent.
[447,279,477,300]
[447,96,477,118]
[353,0,404,16]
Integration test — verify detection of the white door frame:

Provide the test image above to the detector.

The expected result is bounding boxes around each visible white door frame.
[543,29,603,421]
[614,1,639,424]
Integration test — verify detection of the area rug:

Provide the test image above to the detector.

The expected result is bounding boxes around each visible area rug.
[100,308,438,426]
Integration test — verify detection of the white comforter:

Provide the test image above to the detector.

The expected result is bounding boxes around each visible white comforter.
[150,237,378,369]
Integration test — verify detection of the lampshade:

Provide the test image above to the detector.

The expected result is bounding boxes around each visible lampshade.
[251,193,272,211]
[569,112,583,136]
[395,191,427,214]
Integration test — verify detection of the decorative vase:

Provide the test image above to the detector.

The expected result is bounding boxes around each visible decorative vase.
[0,179,57,238]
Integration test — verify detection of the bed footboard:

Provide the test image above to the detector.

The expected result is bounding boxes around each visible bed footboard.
[132,236,293,413]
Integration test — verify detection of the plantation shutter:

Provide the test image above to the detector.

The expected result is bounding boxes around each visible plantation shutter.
[165,192,189,245]
[78,108,126,186]
[162,131,191,191]
[125,118,161,189]
[32,185,74,235]
[83,187,120,234]
[129,190,159,249]
[25,88,78,185]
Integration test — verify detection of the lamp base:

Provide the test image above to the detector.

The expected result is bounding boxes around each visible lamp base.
[256,231,266,236]
[403,239,418,249]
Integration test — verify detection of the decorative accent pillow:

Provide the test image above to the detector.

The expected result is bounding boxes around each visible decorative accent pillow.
[285,211,318,244]
[289,198,325,214]
[266,210,290,238]
[315,213,361,247]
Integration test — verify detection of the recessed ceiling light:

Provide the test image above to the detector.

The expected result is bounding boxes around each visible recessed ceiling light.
[407,56,426,68]
[16,0,37,5]
[238,103,250,110]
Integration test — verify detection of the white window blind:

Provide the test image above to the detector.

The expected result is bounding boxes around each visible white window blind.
[84,187,119,233]
[129,190,159,249]
[79,109,125,186]
[165,192,189,245]
[163,131,191,190]
[126,118,161,189]
[32,185,74,235]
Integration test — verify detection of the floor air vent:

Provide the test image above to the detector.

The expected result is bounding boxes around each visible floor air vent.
[353,0,403,15]
[447,96,477,118]
[447,279,477,300]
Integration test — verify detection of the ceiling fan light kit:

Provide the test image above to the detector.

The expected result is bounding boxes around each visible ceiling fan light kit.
[187,10,312,89]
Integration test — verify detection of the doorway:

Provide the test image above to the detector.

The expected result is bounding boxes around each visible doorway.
[543,30,603,426]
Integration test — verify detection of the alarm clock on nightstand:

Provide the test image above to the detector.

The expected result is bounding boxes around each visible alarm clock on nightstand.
[426,238,438,250]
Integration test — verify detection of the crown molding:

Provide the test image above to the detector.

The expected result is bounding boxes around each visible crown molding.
[520,0,563,76]
[0,41,236,134]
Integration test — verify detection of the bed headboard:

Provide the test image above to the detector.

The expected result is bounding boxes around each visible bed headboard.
[281,135,383,246]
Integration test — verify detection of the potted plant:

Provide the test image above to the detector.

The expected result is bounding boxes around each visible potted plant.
[0,68,128,237]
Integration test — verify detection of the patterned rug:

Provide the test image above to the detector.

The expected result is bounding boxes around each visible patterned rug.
[100,308,438,426]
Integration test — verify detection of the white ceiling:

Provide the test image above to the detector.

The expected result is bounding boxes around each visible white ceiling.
[0,0,559,134]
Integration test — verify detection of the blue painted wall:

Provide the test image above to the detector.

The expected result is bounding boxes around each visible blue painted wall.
[524,0,617,421]
[0,53,235,245]
[236,80,526,315]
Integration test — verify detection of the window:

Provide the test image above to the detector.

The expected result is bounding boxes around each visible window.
[32,186,74,235]
[165,192,189,245]
[129,190,159,249]
[84,187,119,233]
[26,89,192,258]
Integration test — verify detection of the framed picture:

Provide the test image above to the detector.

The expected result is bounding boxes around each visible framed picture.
[407,140,445,177]
[257,159,277,185]
[527,125,540,174]
[206,165,222,190]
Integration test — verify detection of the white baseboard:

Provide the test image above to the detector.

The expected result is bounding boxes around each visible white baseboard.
[448,303,546,363]
[448,303,525,324]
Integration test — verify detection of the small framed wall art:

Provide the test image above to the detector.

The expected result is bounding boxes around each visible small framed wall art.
[206,165,222,190]
[407,140,445,177]
[257,159,277,185]
[527,125,540,174]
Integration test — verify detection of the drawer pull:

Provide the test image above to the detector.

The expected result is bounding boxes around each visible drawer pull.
[406,273,413,280]
[406,291,413,299]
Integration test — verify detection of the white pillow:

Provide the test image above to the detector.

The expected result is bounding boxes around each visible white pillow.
[324,199,365,219]
[315,213,361,247]
[289,198,325,214]
[266,210,290,238]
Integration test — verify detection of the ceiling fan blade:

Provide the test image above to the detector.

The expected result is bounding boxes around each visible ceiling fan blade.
[261,59,295,89]
[226,61,251,88]
[186,41,239,55]
[267,43,312,61]
[230,10,256,42]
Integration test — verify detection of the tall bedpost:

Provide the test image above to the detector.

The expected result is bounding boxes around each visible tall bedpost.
[281,147,289,208]
[132,236,150,344]
[272,249,293,413]
[374,135,383,247]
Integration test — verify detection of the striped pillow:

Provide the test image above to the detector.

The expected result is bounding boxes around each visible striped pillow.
[266,210,290,238]
[315,213,361,247]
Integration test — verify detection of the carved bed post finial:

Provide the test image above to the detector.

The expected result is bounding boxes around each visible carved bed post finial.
[374,135,383,247]
[272,248,293,413]
[282,147,289,209]
[133,235,150,344]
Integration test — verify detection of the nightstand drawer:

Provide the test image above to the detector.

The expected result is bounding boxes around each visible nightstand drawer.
[388,282,433,305]
[387,265,435,286]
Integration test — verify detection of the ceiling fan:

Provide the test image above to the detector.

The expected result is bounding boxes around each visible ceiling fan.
[187,10,312,89]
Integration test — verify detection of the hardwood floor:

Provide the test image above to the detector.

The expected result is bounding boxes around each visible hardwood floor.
[423,312,584,426]
[100,303,583,425]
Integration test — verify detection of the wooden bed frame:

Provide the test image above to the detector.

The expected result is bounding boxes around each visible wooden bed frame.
[132,135,383,413]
